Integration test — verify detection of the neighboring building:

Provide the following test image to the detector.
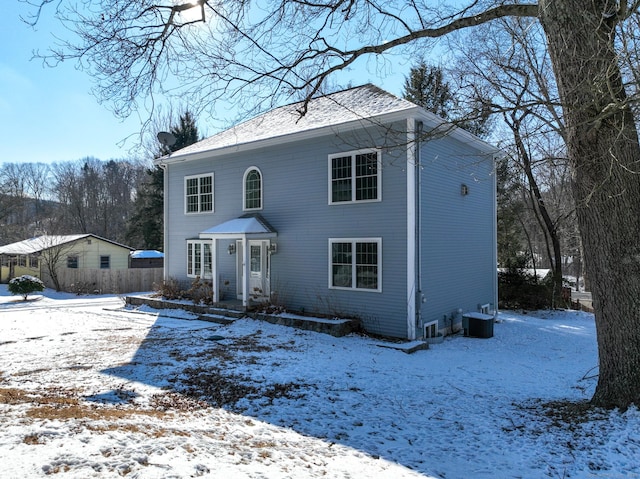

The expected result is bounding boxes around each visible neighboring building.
[129,250,164,269]
[0,234,134,289]
[156,84,498,340]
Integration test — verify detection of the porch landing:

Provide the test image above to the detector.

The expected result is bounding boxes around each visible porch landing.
[125,295,356,337]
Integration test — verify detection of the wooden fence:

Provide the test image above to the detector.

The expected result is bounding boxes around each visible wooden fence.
[46,268,164,294]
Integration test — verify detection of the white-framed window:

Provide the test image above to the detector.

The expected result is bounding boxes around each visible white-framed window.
[243,167,263,211]
[100,255,110,269]
[329,149,381,204]
[29,255,38,268]
[187,240,212,278]
[424,320,439,339]
[329,238,382,292]
[185,173,214,214]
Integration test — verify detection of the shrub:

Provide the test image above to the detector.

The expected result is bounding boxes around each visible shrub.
[498,266,553,310]
[153,277,213,305]
[154,277,186,300]
[8,275,45,300]
[185,277,213,305]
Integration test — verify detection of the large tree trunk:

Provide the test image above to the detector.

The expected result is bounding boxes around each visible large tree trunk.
[539,0,640,408]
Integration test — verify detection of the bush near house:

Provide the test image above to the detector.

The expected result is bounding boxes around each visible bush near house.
[8,275,45,301]
[498,267,553,310]
[154,277,213,305]
[498,254,555,310]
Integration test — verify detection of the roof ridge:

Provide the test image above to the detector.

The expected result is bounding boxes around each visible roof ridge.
[164,84,417,159]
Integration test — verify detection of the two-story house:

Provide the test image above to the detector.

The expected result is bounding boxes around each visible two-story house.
[157,84,497,340]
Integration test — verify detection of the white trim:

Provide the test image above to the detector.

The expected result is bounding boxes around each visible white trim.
[328,238,382,292]
[159,110,420,165]
[156,105,497,166]
[492,154,499,316]
[162,165,168,281]
[186,239,213,279]
[328,148,382,205]
[424,320,439,339]
[184,172,214,214]
[242,166,263,211]
[211,239,218,302]
[406,118,417,340]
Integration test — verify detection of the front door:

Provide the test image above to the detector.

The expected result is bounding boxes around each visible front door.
[236,240,270,301]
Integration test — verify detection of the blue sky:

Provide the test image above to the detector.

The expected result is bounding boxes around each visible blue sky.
[1,3,412,165]
[1,3,146,164]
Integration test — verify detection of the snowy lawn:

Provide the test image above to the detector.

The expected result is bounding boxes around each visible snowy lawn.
[1,286,639,479]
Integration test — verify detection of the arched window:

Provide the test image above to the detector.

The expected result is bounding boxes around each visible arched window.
[243,167,262,210]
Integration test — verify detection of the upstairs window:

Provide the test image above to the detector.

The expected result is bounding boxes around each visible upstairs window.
[329,149,381,204]
[243,167,262,210]
[185,173,214,214]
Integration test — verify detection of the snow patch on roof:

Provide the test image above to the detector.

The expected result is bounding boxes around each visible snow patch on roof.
[0,235,90,255]
[201,215,277,235]
[0,235,134,255]
[167,84,417,158]
[130,250,164,259]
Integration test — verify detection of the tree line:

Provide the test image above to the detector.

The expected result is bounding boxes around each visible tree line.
[0,111,200,251]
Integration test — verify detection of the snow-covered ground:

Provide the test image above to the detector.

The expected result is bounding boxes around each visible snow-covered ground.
[1,286,639,479]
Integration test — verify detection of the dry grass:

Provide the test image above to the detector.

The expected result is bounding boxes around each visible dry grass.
[1,385,200,423]
[0,387,33,404]
[26,404,149,420]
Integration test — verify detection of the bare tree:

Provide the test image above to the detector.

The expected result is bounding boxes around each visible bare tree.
[24,0,640,408]
[50,158,145,242]
[0,162,56,243]
[449,19,573,303]
[34,236,83,291]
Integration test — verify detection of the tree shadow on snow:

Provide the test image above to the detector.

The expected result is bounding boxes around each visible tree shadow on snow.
[98,312,421,474]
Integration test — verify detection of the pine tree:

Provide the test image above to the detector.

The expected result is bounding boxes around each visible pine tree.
[126,111,201,250]
[403,62,453,119]
[403,61,491,138]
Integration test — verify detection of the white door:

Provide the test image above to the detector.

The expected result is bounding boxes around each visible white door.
[236,240,270,301]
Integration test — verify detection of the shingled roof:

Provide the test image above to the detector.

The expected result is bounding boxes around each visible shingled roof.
[0,235,133,256]
[163,84,420,160]
[160,83,496,162]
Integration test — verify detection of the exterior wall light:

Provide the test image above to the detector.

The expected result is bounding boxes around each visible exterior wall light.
[228,243,236,255]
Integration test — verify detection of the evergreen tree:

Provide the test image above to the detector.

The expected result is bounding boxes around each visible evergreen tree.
[160,111,200,155]
[403,61,453,119]
[403,61,491,138]
[126,111,201,250]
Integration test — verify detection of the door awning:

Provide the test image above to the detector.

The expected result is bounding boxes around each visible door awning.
[199,213,277,239]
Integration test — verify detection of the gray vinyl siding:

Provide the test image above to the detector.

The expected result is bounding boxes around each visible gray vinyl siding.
[419,136,496,334]
[164,122,410,338]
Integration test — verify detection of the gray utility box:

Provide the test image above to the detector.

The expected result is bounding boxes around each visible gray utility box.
[462,312,494,338]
